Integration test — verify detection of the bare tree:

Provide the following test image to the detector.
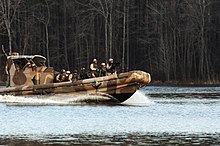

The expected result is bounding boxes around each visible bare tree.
[88,0,114,62]
[32,0,51,66]
[122,0,127,72]
[185,0,213,81]
[0,0,21,54]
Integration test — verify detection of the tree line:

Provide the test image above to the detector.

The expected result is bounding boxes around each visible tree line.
[0,0,219,83]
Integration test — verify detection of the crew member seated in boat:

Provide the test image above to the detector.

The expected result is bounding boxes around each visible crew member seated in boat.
[31,63,38,84]
[90,58,99,77]
[31,63,37,71]
[79,67,89,79]
[99,62,107,77]
[14,63,20,71]
[65,70,73,81]
[5,65,9,87]
[107,58,116,74]
[26,62,32,68]
[55,69,66,82]
[26,62,36,71]
[72,69,79,82]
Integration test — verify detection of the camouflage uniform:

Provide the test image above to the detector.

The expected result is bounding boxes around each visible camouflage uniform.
[56,71,66,82]
[79,67,88,79]
[99,63,107,77]
[107,58,116,74]
[90,59,99,77]
[65,71,73,81]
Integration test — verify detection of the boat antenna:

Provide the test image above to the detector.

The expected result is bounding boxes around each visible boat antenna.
[1,45,8,57]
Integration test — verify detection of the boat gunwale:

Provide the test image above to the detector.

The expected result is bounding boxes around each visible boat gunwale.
[0,71,145,94]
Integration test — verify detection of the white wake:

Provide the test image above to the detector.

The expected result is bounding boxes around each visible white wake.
[0,94,113,106]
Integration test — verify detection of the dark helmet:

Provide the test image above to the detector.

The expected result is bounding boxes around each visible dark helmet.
[61,69,66,73]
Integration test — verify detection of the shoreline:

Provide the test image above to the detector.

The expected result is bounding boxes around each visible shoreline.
[149,81,220,87]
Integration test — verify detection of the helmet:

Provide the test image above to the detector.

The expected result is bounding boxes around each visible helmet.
[66,71,71,74]
[27,62,31,67]
[101,63,106,66]
[109,58,113,63]
[93,58,97,63]
[61,69,66,73]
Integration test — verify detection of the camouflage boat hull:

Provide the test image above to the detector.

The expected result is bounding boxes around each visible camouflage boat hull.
[0,70,151,103]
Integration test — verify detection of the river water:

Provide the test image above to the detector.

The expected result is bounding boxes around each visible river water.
[0,86,220,145]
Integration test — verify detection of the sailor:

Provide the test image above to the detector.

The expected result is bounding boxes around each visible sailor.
[31,63,38,84]
[106,58,116,74]
[79,67,88,79]
[99,62,107,77]
[65,70,73,81]
[72,69,79,82]
[14,64,20,71]
[90,58,99,77]
[31,63,37,71]
[56,69,66,82]
[5,65,10,87]
[27,62,32,68]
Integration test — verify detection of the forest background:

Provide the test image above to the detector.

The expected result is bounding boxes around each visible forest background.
[0,0,219,84]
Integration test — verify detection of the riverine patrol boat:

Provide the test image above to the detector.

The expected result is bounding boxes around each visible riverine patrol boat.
[0,53,151,103]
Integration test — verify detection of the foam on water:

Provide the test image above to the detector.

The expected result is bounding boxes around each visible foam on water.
[122,90,154,106]
[0,94,114,106]
[0,95,67,105]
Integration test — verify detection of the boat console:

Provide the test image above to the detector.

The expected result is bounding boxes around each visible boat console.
[6,53,54,87]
